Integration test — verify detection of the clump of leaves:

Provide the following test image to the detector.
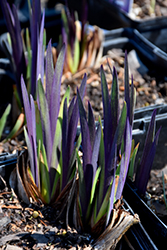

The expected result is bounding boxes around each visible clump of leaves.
[55,4,103,74]
[76,54,139,246]
[19,41,87,205]
[0,0,46,142]
[11,46,140,248]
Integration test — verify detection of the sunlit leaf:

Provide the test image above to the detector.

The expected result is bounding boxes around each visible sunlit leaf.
[0,104,11,139]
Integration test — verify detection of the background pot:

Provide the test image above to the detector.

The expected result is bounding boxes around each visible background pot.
[103,27,167,75]
[115,198,159,250]
[0,152,17,188]
[132,104,167,170]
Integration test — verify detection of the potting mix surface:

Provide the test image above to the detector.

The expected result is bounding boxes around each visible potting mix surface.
[1,0,167,249]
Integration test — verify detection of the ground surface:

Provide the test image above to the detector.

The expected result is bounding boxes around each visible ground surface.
[0,1,167,249]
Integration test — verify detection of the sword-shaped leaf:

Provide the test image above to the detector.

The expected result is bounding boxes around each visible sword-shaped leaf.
[100,65,111,168]
[30,0,41,97]
[135,110,161,194]
[40,141,50,203]
[50,44,66,141]
[88,102,96,149]
[128,141,139,180]
[110,67,119,141]
[37,9,45,84]
[124,51,130,122]
[116,119,132,200]
[37,79,52,169]
[45,40,54,108]
[77,91,92,169]
[0,104,11,139]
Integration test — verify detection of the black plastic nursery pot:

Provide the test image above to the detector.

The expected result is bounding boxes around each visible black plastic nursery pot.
[0,152,17,188]
[67,0,137,30]
[0,152,160,250]
[103,26,167,76]
[123,179,167,249]
[67,0,167,33]
[116,199,159,250]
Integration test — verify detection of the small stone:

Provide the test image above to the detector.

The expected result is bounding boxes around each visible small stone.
[33,211,39,219]
[0,216,11,230]
[6,245,23,250]
[91,81,99,87]
[152,93,157,100]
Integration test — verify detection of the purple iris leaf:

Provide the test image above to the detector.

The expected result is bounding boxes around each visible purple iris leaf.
[91,124,101,183]
[21,76,31,135]
[103,102,127,196]
[110,66,119,143]
[66,7,76,51]
[82,163,93,219]
[124,51,130,121]
[37,79,52,169]
[30,0,41,97]
[116,119,132,200]
[45,40,54,108]
[21,77,39,184]
[68,96,75,122]
[135,127,161,194]
[135,110,161,194]
[61,26,68,71]
[116,154,125,201]
[66,74,87,162]
[11,4,23,53]
[37,9,45,84]
[105,139,118,189]
[114,102,127,153]
[138,109,157,170]
[79,73,87,99]
[50,44,66,141]
[106,166,116,226]
[30,95,39,186]
[66,98,79,164]
[62,98,69,189]
[88,101,96,149]
[130,75,135,127]
[100,65,112,168]
[24,127,35,182]
[77,90,92,171]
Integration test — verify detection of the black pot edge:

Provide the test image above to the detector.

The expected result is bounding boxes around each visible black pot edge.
[122,198,159,250]
[123,179,167,248]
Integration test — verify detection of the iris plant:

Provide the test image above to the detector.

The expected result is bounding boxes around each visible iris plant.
[77,53,139,234]
[59,4,103,74]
